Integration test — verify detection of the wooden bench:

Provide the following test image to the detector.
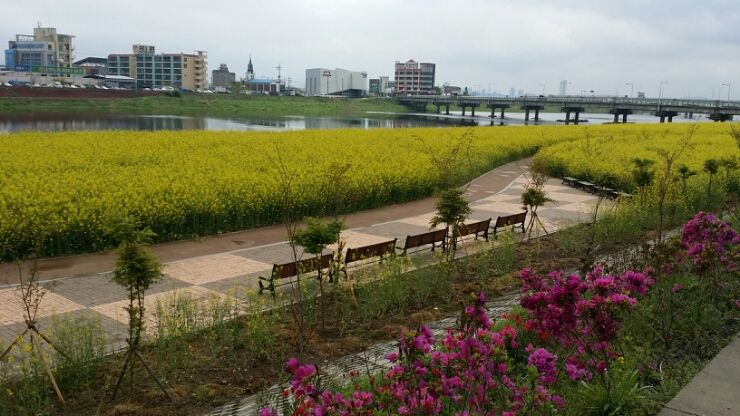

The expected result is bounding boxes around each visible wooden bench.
[455,218,492,242]
[402,229,447,255]
[341,239,397,277]
[576,180,597,193]
[258,253,334,295]
[492,211,527,236]
[562,176,578,187]
[591,186,616,199]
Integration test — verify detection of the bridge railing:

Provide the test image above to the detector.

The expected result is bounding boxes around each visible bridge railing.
[397,95,740,112]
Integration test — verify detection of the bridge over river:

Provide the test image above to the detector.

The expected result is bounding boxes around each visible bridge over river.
[397,95,740,124]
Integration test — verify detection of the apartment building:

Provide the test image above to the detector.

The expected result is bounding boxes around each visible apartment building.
[394,59,435,95]
[4,25,75,72]
[212,63,236,90]
[107,45,207,90]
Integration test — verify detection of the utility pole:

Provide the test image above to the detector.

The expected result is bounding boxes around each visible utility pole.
[722,83,731,101]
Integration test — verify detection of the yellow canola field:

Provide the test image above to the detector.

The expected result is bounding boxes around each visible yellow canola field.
[533,123,740,191]
[0,126,581,260]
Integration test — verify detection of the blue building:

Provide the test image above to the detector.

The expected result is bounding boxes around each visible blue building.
[4,27,75,72]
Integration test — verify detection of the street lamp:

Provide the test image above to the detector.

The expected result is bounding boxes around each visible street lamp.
[721,83,731,101]
[658,80,668,100]
[625,82,634,98]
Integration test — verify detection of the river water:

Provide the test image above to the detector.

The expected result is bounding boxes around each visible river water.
[0,111,711,133]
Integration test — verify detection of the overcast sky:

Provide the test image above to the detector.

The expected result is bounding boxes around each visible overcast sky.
[3,0,739,98]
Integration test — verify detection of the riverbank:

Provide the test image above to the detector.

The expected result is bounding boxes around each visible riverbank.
[0,93,410,118]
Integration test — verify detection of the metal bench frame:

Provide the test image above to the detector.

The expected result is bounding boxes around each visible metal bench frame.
[455,218,492,243]
[402,229,448,255]
[492,211,527,236]
[258,253,334,295]
[341,239,397,278]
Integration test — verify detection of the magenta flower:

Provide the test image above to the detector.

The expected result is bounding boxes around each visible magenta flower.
[527,347,558,384]
[681,212,739,272]
[258,408,277,416]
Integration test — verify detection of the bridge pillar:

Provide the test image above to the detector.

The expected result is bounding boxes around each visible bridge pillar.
[487,103,510,119]
[655,110,678,124]
[709,113,733,122]
[461,106,466,116]
[521,105,544,123]
[561,106,584,125]
[445,105,450,115]
[471,106,475,117]
[435,104,441,114]
[609,108,633,124]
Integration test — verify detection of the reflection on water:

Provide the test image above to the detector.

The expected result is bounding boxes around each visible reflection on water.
[0,114,449,133]
[0,110,713,134]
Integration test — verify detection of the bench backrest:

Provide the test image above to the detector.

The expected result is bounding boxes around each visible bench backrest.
[345,239,397,264]
[495,211,527,227]
[404,229,447,251]
[457,218,491,237]
[273,253,333,279]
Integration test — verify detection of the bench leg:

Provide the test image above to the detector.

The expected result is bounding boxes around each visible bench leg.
[258,277,275,297]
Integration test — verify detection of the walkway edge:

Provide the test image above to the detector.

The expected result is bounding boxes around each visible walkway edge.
[658,334,740,416]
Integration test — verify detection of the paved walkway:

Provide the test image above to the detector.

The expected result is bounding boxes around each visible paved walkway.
[0,161,603,351]
[658,335,740,416]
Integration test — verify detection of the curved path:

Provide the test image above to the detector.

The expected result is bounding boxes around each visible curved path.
[0,158,602,350]
[0,158,531,285]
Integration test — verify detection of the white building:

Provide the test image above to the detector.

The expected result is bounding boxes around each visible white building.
[305,68,368,97]
[559,80,568,96]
